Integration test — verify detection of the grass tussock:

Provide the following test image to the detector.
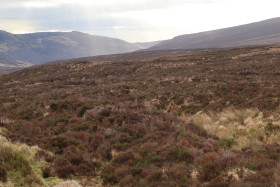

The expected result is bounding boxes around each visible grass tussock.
[185,108,280,150]
[0,128,81,187]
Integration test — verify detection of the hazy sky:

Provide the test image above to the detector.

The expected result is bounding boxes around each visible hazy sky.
[0,0,280,42]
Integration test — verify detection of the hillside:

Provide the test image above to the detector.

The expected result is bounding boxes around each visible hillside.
[0,60,32,74]
[149,17,280,50]
[0,31,156,65]
[1,45,280,186]
[132,41,162,49]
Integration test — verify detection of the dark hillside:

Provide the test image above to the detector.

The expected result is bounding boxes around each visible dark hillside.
[0,31,143,64]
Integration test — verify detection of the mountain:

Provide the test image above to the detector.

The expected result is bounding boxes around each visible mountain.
[0,31,156,65]
[149,17,280,50]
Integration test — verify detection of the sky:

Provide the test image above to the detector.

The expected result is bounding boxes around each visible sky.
[0,0,280,42]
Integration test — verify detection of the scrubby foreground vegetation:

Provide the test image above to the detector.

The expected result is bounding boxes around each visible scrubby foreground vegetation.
[1,45,280,186]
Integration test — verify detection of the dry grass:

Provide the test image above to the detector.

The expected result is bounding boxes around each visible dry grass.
[0,128,65,187]
[185,108,280,150]
[54,181,81,187]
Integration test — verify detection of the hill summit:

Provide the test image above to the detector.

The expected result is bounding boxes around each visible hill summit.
[149,17,280,50]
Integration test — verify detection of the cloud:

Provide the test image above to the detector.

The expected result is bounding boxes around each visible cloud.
[0,19,37,33]
[0,0,279,42]
[0,0,220,10]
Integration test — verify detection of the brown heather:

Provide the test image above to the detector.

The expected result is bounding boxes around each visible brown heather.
[1,45,280,186]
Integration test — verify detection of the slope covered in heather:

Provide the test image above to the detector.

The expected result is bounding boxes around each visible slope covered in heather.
[1,45,280,186]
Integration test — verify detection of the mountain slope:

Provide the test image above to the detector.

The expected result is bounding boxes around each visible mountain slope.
[1,45,280,186]
[149,17,280,50]
[0,31,143,64]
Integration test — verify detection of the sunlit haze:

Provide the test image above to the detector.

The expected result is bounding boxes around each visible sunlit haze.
[0,0,280,42]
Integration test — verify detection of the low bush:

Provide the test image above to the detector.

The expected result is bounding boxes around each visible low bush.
[145,168,163,182]
[119,175,134,187]
[0,165,7,182]
[196,152,222,182]
[113,151,134,164]
[42,167,53,178]
[54,156,75,178]
[167,147,193,163]
[50,135,79,151]
[78,105,92,117]
[101,165,118,184]
[218,138,238,149]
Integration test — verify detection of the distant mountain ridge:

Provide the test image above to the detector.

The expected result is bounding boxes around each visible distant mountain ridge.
[3,17,280,73]
[149,17,280,50]
[132,40,163,49]
[0,31,158,65]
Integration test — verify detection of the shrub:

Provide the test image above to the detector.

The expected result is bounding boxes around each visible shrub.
[168,147,193,163]
[50,135,79,151]
[175,97,184,105]
[96,144,112,161]
[101,165,118,184]
[42,167,53,178]
[54,156,75,178]
[186,123,208,137]
[72,122,89,131]
[196,152,222,182]
[16,107,35,121]
[113,151,134,164]
[56,117,69,124]
[145,168,163,182]
[135,123,147,137]
[0,165,7,182]
[35,150,53,163]
[198,161,221,182]
[265,122,280,133]
[47,117,68,126]
[99,108,111,117]
[130,168,142,177]
[218,138,238,149]
[78,105,92,117]
[115,165,131,180]
[156,103,166,110]
[89,131,105,150]
[119,175,134,187]
[50,103,58,111]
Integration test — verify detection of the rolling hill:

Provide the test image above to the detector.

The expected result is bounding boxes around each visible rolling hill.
[1,45,280,186]
[0,31,156,65]
[149,17,280,50]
